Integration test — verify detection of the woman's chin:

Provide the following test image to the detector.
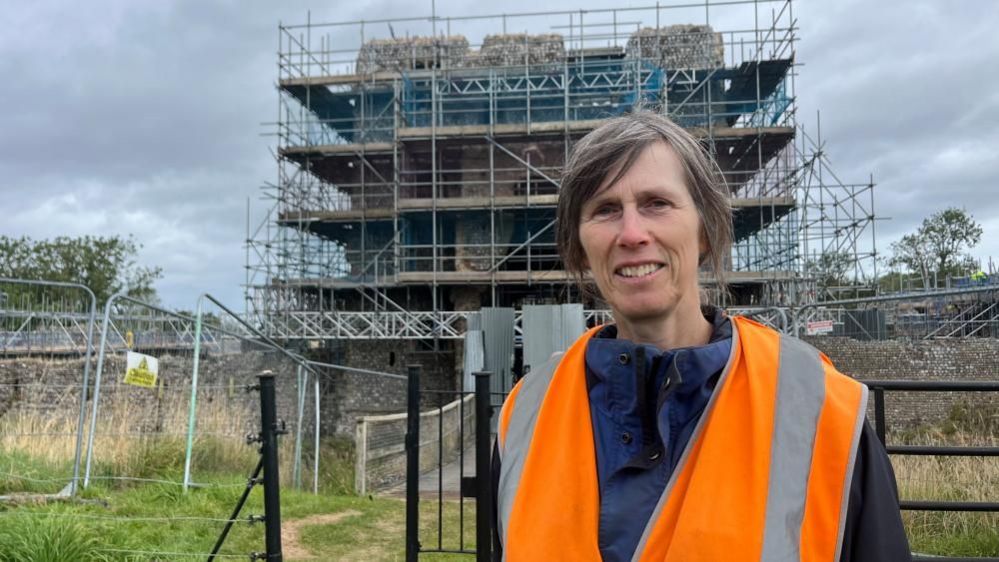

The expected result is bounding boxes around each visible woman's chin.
[611,300,677,325]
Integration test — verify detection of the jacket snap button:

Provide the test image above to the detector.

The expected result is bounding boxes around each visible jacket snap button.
[648,450,662,461]
[618,353,630,365]
[621,432,633,444]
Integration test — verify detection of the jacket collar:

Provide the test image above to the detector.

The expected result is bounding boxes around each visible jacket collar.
[584,306,733,421]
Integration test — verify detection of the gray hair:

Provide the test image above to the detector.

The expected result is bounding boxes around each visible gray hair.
[556,111,733,299]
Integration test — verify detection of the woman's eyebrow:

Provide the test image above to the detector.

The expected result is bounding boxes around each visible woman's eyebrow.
[583,192,617,210]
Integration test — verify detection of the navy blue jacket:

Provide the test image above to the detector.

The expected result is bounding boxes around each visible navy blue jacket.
[492,309,911,561]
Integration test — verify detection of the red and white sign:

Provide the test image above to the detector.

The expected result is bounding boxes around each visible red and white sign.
[806,320,835,336]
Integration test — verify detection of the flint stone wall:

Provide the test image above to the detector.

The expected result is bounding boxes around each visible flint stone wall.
[321,340,459,437]
[0,351,303,438]
[805,336,999,435]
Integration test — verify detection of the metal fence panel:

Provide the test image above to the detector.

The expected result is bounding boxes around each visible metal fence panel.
[0,283,332,558]
[480,307,515,407]
[188,296,321,492]
[0,278,96,497]
[794,287,999,340]
[463,330,485,393]
[522,304,584,375]
[80,292,320,495]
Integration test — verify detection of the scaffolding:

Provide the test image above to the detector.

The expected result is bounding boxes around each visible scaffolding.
[246,0,877,340]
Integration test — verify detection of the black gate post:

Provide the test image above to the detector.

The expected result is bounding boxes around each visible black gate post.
[873,386,887,445]
[259,371,284,561]
[474,371,493,562]
[406,365,421,562]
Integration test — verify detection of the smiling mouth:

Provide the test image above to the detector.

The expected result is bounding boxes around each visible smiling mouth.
[615,263,665,278]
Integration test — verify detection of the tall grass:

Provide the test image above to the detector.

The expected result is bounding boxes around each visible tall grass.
[1,382,352,493]
[894,402,999,556]
[0,517,110,562]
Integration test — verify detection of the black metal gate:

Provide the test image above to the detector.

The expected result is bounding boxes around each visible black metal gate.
[405,366,493,562]
[865,379,999,562]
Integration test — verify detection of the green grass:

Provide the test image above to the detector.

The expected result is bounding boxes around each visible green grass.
[0,477,477,561]
[894,402,999,557]
[0,449,75,495]
[0,436,475,561]
[904,511,999,558]
[0,516,109,562]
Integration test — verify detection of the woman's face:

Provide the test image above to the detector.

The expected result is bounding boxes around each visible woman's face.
[578,142,704,325]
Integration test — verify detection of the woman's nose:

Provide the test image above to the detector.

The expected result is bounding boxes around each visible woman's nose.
[617,207,650,247]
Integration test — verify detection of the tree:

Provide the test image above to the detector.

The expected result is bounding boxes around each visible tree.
[806,250,856,295]
[890,233,933,290]
[0,235,162,306]
[889,207,982,289]
[922,207,983,277]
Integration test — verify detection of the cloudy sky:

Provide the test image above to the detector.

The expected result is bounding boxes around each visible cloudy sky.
[3,0,997,309]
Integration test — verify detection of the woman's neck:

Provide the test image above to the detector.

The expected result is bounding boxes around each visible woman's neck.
[614,300,713,350]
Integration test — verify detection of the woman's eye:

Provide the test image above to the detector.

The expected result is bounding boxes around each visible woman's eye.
[646,199,671,210]
[592,205,617,217]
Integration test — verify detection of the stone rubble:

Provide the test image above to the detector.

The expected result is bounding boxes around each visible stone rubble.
[354,25,726,74]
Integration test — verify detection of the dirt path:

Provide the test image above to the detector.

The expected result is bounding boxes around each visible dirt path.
[383,445,476,499]
[282,509,361,560]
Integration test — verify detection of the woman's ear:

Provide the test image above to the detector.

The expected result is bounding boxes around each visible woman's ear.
[698,229,710,265]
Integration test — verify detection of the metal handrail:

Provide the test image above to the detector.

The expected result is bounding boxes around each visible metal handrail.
[860,378,999,518]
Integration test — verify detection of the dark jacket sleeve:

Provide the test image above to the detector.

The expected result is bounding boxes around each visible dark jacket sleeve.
[491,441,503,561]
[839,422,912,562]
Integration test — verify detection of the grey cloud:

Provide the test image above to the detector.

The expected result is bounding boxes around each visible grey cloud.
[791,0,999,260]
[3,0,996,309]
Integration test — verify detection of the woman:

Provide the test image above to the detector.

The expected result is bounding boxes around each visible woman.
[492,112,910,561]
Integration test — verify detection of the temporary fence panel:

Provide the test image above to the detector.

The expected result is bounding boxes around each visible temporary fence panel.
[1,283,317,559]
[481,307,515,413]
[183,295,320,493]
[7,366,299,560]
[78,292,323,558]
[0,278,96,497]
[522,304,584,376]
[463,329,485,393]
[82,293,320,494]
[83,295,222,490]
[794,287,999,341]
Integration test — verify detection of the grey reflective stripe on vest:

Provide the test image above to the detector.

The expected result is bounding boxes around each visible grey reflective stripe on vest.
[834,384,868,562]
[630,322,741,562]
[631,326,864,562]
[759,336,827,562]
[496,352,562,555]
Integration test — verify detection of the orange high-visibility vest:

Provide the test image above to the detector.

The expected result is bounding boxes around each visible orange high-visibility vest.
[497,316,867,562]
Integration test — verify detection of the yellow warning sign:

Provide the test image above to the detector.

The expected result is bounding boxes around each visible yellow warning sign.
[124,351,159,388]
